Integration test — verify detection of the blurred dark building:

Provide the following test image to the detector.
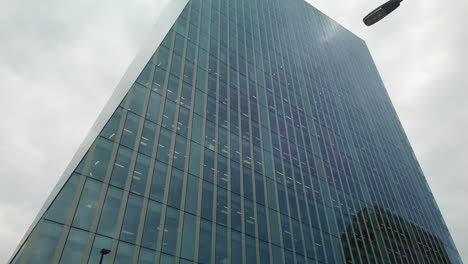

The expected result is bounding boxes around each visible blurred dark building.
[342,206,451,263]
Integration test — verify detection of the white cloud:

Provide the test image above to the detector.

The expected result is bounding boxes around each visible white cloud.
[0,0,160,261]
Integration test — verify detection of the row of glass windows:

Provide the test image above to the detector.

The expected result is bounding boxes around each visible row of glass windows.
[146,20,362,204]
[77,96,366,227]
[19,218,333,264]
[39,116,349,263]
[122,56,361,214]
[42,178,339,263]
[158,5,342,134]
[56,135,349,240]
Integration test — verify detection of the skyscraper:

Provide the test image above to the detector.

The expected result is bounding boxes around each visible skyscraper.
[9,0,462,263]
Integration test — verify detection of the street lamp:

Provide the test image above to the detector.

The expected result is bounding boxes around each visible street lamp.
[99,248,111,264]
[363,0,403,26]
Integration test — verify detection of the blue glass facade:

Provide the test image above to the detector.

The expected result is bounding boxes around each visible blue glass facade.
[10,0,462,263]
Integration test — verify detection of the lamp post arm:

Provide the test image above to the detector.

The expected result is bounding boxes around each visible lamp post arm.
[363,0,403,26]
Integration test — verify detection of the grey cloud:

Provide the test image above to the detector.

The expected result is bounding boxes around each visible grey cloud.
[0,0,161,260]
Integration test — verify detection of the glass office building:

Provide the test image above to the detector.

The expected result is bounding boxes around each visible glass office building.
[10,0,462,263]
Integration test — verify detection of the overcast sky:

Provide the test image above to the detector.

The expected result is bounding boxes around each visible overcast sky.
[0,0,467,262]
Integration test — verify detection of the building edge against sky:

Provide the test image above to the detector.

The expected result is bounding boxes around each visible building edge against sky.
[10,0,462,263]
[8,0,190,262]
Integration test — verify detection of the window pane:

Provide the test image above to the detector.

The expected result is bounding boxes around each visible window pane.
[114,241,135,264]
[201,181,213,220]
[173,135,188,170]
[173,33,185,55]
[281,214,292,251]
[245,235,257,264]
[110,145,133,188]
[156,128,172,163]
[24,220,65,263]
[272,245,283,264]
[162,99,177,130]
[120,194,144,243]
[176,106,190,137]
[218,127,229,156]
[186,41,196,62]
[203,149,215,183]
[181,213,197,261]
[160,254,176,264]
[205,97,217,123]
[121,112,140,149]
[81,137,113,181]
[141,200,162,250]
[194,90,205,116]
[217,155,228,189]
[191,114,203,144]
[139,120,157,156]
[138,247,156,264]
[162,207,180,255]
[136,63,153,87]
[284,250,294,263]
[131,154,151,195]
[216,188,228,226]
[146,92,163,123]
[198,219,212,263]
[255,172,265,205]
[231,230,242,264]
[161,29,173,48]
[196,67,206,91]
[269,209,281,246]
[292,219,304,257]
[72,179,103,230]
[244,199,255,236]
[126,83,148,116]
[180,80,193,107]
[231,193,242,232]
[100,107,123,141]
[257,205,268,242]
[243,168,253,201]
[259,241,270,264]
[168,168,184,209]
[215,225,228,263]
[60,228,89,264]
[97,186,124,237]
[154,46,170,69]
[170,54,182,78]
[207,75,217,100]
[230,133,240,161]
[266,178,277,210]
[87,235,113,264]
[231,162,241,195]
[150,161,168,202]
[184,175,199,215]
[204,121,216,151]
[188,142,202,176]
[45,173,81,223]
[152,67,166,94]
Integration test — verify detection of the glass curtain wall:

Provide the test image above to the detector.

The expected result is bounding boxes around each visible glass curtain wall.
[11,0,461,263]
